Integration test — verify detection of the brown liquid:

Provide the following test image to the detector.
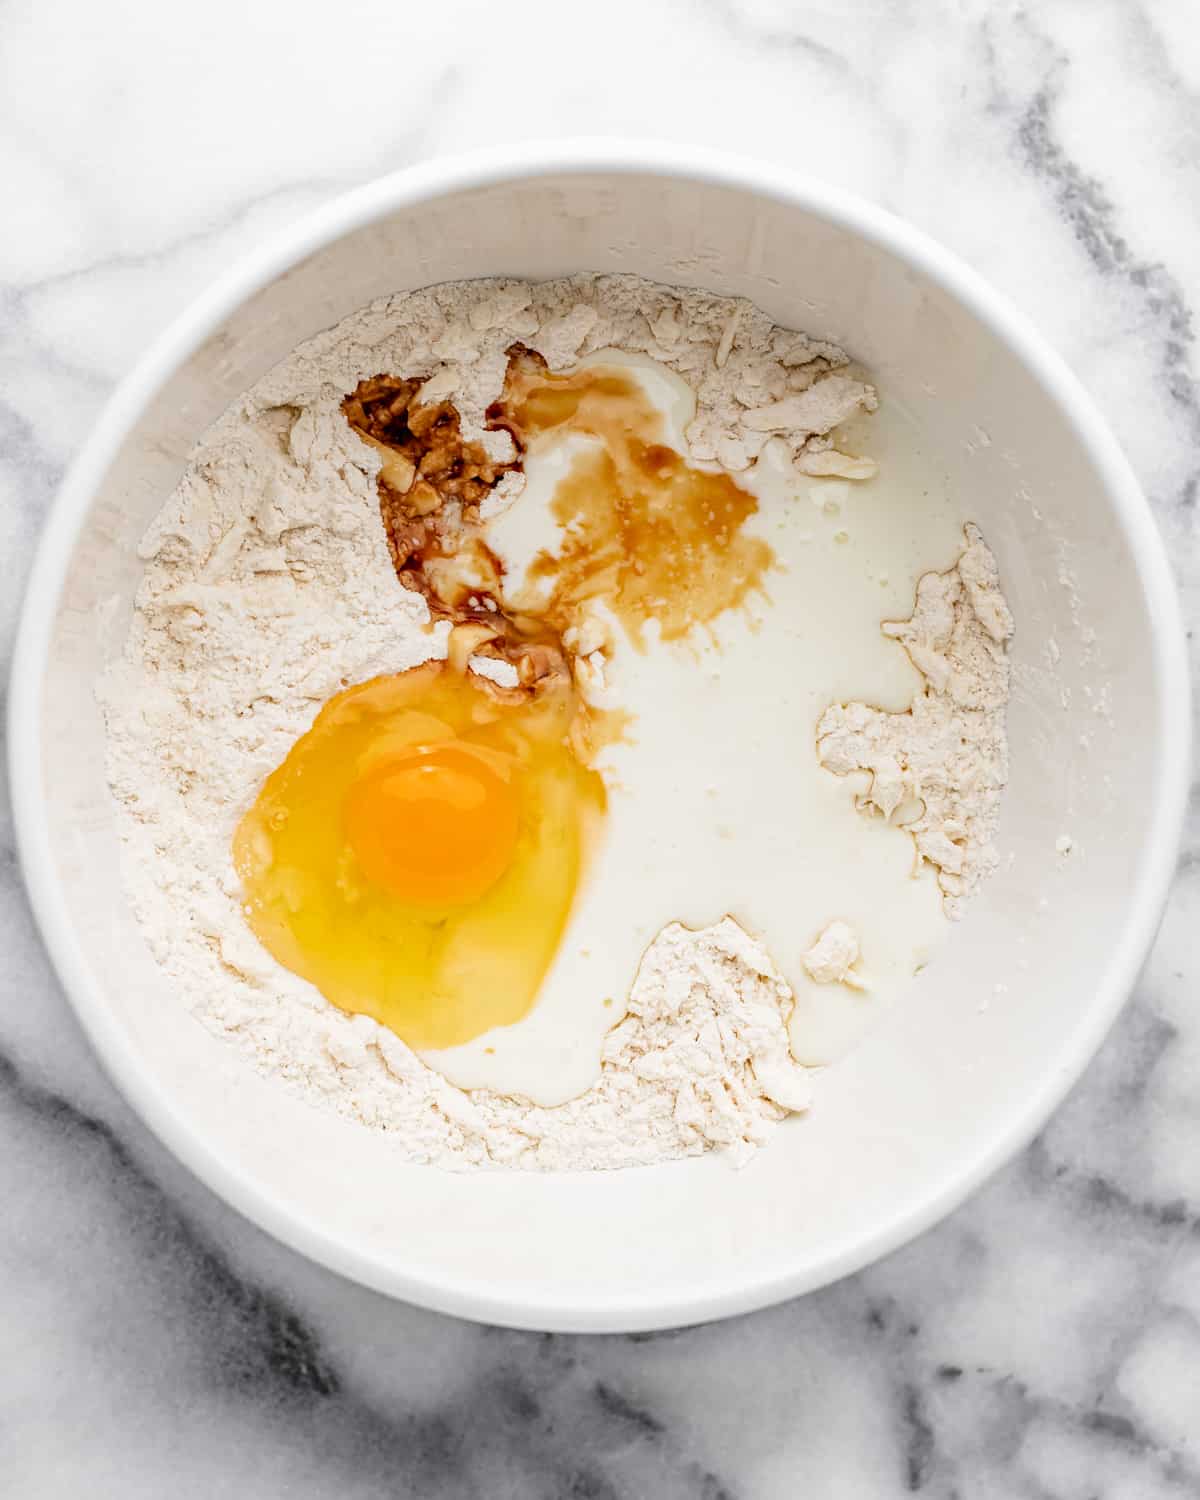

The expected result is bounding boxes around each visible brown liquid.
[488,350,774,646]
[341,373,510,602]
[342,346,774,741]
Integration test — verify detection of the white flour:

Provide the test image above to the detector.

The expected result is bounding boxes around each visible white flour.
[100,273,1008,1172]
[816,524,1013,918]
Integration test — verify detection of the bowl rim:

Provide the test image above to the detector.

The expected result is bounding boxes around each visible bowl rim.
[8,139,1191,1333]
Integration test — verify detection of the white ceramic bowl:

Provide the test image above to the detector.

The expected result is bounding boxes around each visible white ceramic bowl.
[9,143,1190,1333]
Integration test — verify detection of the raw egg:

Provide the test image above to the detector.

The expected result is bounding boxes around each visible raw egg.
[233,663,606,1052]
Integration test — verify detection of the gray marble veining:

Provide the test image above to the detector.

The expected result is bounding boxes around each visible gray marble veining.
[2,0,1198,1493]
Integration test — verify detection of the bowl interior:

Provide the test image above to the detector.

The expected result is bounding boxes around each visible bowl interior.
[22,162,1176,1330]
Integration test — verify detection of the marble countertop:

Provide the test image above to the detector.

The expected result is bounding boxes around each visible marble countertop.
[3,1,1198,1493]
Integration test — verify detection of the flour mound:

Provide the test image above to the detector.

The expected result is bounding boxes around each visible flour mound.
[371,918,810,1171]
[815,524,1013,917]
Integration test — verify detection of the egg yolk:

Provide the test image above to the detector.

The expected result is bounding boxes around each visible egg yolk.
[232,663,606,1053]
[344,742,520,908]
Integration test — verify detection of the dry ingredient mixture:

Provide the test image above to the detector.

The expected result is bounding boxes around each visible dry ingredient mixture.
[101,274,1012,1172]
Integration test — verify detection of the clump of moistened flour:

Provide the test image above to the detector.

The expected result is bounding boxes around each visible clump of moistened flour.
[816,523,1013,918]
[100,273,1010,1172]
